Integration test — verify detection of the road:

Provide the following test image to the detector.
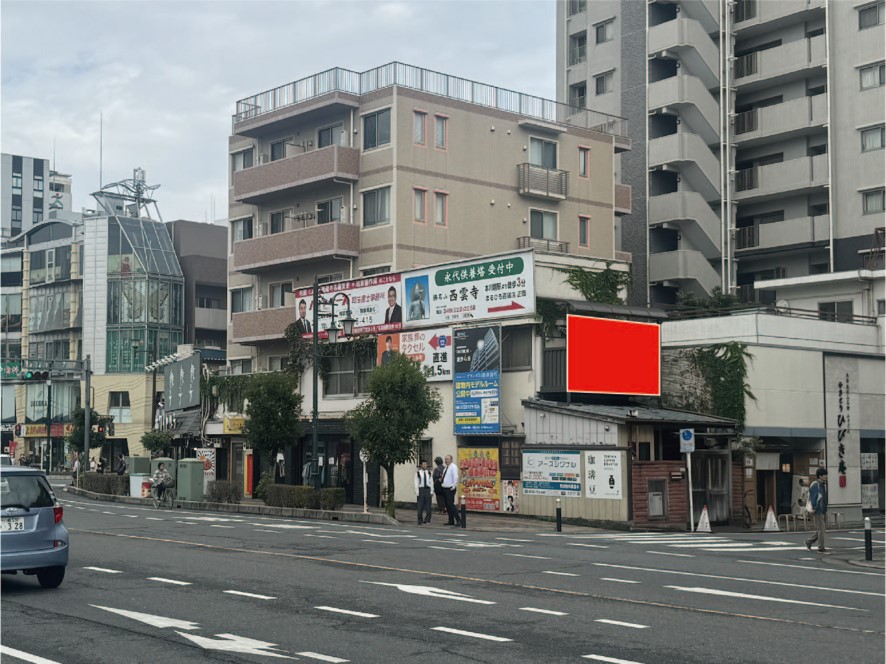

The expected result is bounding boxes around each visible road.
[1,488,883,664]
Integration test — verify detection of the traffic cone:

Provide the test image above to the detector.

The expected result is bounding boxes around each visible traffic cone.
[763,506,779,531]
[696,505,712,533]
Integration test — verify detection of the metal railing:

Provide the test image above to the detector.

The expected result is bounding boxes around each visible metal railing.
[569,44,587,66]
[735,166,759,191]
[517,163,569,199]
[233,62,628,139]
[667,303,878,326]
[734,108,758,134]
[567,0,587,17]
[517,236,570,254]
[734,52,758,78]
[734,0,757,22]
[734,226,759,250]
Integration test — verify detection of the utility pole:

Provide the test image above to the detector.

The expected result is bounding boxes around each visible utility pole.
[311,275,320,490]
[83,356,91,471]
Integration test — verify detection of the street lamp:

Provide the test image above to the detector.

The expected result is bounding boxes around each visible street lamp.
[310,276,357,489]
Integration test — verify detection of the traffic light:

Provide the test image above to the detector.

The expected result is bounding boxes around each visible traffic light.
[13,424,21,437]
[96,422,106,435]
[19,370,49,380]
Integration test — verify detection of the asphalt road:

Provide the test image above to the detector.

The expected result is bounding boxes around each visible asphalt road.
[2,488,884,664]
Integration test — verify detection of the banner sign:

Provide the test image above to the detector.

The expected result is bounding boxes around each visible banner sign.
[453,326,501,434]
[23,423,74,438]
[458,448,501,511]
[502,479,520,513]
[294,274,402,338]
[522,450,581,497]
[196,448,217,492]
[164,354,201,412]
[223,416,245,435]
[584,450,623,499]
[862,483,879,509]
[377,329,453,381]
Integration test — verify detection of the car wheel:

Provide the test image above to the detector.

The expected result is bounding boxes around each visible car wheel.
[36,566,65,588]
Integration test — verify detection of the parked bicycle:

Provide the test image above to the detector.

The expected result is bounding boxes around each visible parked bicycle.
[742,489,755,528]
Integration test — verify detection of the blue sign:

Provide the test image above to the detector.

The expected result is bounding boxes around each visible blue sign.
[453,326,501,435]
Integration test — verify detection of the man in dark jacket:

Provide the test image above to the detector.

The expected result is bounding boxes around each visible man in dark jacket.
[805,468,829,552]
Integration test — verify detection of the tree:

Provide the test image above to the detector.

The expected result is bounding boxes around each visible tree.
[345,353,443,517]
[140,431,173,457]
[242,372,304,463]
[65,408,106,454]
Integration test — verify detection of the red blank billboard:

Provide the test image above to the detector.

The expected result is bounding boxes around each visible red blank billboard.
[566,315,661,396]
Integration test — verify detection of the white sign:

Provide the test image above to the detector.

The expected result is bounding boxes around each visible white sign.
[196,448,216,493]
[397,328,453,381]
[679,428,695,454]
[862,483,879,509]
[522,450,581,497]
[861,453,878,471]
[584,451,622,499]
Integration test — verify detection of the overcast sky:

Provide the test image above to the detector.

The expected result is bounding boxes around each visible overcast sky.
[1,0,555,224]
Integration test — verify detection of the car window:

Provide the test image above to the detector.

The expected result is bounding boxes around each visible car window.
[0,475,55,509]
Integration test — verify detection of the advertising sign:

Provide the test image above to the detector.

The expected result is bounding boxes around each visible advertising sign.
[453,326,501,434]
[23,423,75,438]
[164,354,201,412]
[861,453,878,470]
[294,274,402,338]
[862,483,879,509]
[502,479,520,513]
[584,450,623,499]
[223,416,245,435]
[196,448,217,493]
[377,329,453,381]
[522,450,581,497]
[458,448,501,511]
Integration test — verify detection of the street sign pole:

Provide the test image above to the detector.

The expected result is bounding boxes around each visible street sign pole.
[680,428,696,532]
[360,448,369,514]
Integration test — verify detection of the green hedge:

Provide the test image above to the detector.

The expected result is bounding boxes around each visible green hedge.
[320,488,346,511]
[264,484,319,509]
[82,472,129,496]
[206,480,242,504]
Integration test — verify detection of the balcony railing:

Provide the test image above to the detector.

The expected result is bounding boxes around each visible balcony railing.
[569,44,587,66]
[735,167,759,192]
[734,109,758,134]
[735,52,758,78]
[734,0,757,22]
[517,236,570,253]
[736,285,776,305]
[567,0,587,17]
[517,163,569,200]
[734,226,759,250]
[233,62,628,139]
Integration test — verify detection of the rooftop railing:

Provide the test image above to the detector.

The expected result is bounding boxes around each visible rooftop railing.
[233,62,628,139]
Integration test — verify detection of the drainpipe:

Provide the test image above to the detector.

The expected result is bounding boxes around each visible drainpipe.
[824,0,835,271]
[719,0,727,292]
[724,0,735,295]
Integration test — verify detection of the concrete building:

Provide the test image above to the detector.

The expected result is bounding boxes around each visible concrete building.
[47,170,73,215]
[557,0,886,306]
[2,154,50,239]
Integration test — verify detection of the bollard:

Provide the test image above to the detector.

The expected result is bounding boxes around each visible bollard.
[865,517,873,561]
[460,495,467,529]
[556,498,562,533]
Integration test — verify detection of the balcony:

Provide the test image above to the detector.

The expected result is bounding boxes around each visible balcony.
[648,18,719,89]
[232,220,360,274]
[614,183,632,215]
[569,44,586,67]
[648,75,720,145]
[734,154,828,204]
[648,191,721,258]
[736,284,776,305]
[675,0,719,33]
[233,144,359,204]
[648,249,720,296]
[231,307,292,345]
[734,94,827,147]
[734,36,826,92]
[734,0,824,37]
[735,215,829,253]
[517,236,570,254]
[648,132,721,202]
[517,163,569,200]
[194,307,227,331]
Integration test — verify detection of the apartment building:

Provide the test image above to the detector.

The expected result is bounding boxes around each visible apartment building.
[226,62,632,371]
[557,0,885,307]
[1,154,50,239]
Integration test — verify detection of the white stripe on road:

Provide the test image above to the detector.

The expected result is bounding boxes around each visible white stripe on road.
[497,537,534,542]
[145,517,163,521]
[701,547,809,552]
[595,619,649,629]
[315,606,379,618]
[600,578,641,584]
[583,655,644,664]
[668,543,754,548]
[83,567,123,574]
[223,590,276,600]
[431,627,512,642]
[429,546,467,552]
[255,529,280,533]
[362,539,398,544]
[519,607,568,616]
[304,534,336,539]
[210,525,235,529]
[0,645,62,664]
[646,551,693,558]
[738,560,882,576]
[503,553,551,560]
[121,514,138,518]
[665,586,864,611]
[147,577,192,586]
[296,653,349,663]
[567,543,609,549]
[542,571,580,577]
[102,511,114,515]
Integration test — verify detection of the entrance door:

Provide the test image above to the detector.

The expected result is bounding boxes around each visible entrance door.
[690,452,732,524]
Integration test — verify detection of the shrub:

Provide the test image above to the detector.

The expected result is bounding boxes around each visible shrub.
[320,487,346,511]
[206,480,242,504]
[82,472,129,496]
[264,484,320,509]
[253,472,274,502]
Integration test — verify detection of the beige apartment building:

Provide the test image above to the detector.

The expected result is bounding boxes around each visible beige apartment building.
[226,62,632,370]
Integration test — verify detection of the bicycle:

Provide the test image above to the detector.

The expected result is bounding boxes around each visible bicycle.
[742,489,755,528]
[151,482,177,509]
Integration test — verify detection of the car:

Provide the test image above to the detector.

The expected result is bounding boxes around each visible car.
[0,454,12,466]
[0,466,69,588]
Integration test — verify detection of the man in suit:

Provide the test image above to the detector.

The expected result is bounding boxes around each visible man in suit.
[414,460,433,525]
[381,336,396,366]
[441,454,461,526]
[383,286,402,324]
[295,299,312,334]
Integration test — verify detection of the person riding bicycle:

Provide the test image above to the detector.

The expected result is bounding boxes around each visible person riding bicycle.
[152,463,172,502]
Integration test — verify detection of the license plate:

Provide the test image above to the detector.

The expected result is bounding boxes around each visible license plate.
[2,517,25,531]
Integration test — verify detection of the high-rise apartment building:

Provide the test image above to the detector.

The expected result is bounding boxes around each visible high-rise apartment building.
[1,154,49,239]
[558,0,885,306]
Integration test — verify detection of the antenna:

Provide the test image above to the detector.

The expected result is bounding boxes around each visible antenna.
[99,112,103,190]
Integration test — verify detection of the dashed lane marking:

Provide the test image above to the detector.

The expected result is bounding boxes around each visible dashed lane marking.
[583,655,645,664]
[145,517,163,521]
[595,619,649,629]
[567,543,608,549]
[503,553,551,560]
[431,627,512,642]
[83,566,123,574]
[646,551,693,558]
[296,652,349,663]
[738,560,882,576]
[362,539,398,544]
[664,586,865,611]
[304,534,336,539]
[542,571,579,577]
[0,645,63,664]
[210,525,235,529]
[519,607,568,616]
[223,590,276,600]
[496,537,534,543]
[147,577,192,586]
[315,606,379,618]
[429,546,467,552]
[600,578,640,584]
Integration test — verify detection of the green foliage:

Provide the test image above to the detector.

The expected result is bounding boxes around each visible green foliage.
[140,431,173,457]
[253,471,275,502]
[265,484,320,509]
[284,323,313,381]
[677,287,740,311]
[320,487,346,510]
[243,372,304,464]
[206,480,242,504]
[535,299,569,339]
[558,263,632,305]
[731,436,763,462]
[692,342,756,430]
[345,353,443,517]
[81,472,129,496]
[65,408,107,454]
[284,324,378,382]
[201,373,251,414]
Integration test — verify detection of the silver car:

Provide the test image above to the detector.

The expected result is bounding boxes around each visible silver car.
[0,466,69,588]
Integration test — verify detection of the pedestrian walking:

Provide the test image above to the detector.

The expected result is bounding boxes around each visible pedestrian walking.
[441,454,461,526]
[116,454,128,475]
[71,452,80,485]
[805,468,829,552]
[415,460,433,525]
[302,454,313,486]
[97,457,106,474]
[432,456,446,514]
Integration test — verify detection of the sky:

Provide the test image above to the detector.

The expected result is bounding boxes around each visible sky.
[1,0,555,224]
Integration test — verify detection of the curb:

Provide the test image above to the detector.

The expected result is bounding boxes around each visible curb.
[64,486,400,526]
[845,558,886,570]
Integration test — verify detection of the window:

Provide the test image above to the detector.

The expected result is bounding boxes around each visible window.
[808,203,828,217]
[11,173,22,194]
[818,301,853,322]
[807,144,827,157]
[229,358,252,375]
[11,205,22,223]
[578,147,590,177]
[569,83,586,109]
[579,216,590,246]
[595,71,614,95]
[529,137,557,169]
[231,287,253,315]
[863,189,885,214]
[501,326,532,371]
[317,197,343,224]
[231,217,253,243]
[362,186,391,227]
[860,62,885,89]
[567,0,586,16]
[414,188,427,223]
[33,176,44,196]
[595,19,614,44]
[363,109,391,150]
[318,123,344,148]
[33,209,43,224]
[530,209,557,240]
[861,125,885,152]
[196,295,222,309]
[109,391,131,424]
[414,111,426,145]
[231,149,254,172]
[318,273,343,285]
[434,192,448,226]
[270,140,288,161]
[859,2,884,29]
[362,266,391,276]
[270,211,285,234]
[877,299,885,315]
[435,115,447,149]
[268,356,287,372]
[324,347,373,396]
[569,32,587,65]
[270,282,292,308]
[499,439,523,479]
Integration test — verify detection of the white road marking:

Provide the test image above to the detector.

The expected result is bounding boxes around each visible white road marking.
[147,577,192,586]
[738,560,882,576]
[600,578,641,584]
[542,571,580,577]
[567,543,609,549]
[759,541,793,546]
[497,537,534,542]
[304,534,336,539]
[834,537,868,542]
[429,545,467,552]
[223,590,276,600]
[211,525,235,529]
[361,581,495,605]
[646,551,693,558]
[665,586,864,611]
[583,655,644,664]
[255,529,281,533]
[0,645,62,664]
[595,619,649,629]
[83,566,123,574]
[701,547,810,552]
[431,627,512,642]
[90,605,200,630]
[519,607,568,616]
[146,517,163,521]
[296,652,349,663]
[668,543,754,549]
[176,632,294,658]
[102,511,114,515]
[362,539,398,544]
[503,553,551,560]
[315,606,379,618]
[254,523,317,530]
[121,514,138,518]
[176,521,197,525]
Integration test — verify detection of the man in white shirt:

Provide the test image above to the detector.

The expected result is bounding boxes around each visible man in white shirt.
[441,454,461,526]
[414,460,433,525]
